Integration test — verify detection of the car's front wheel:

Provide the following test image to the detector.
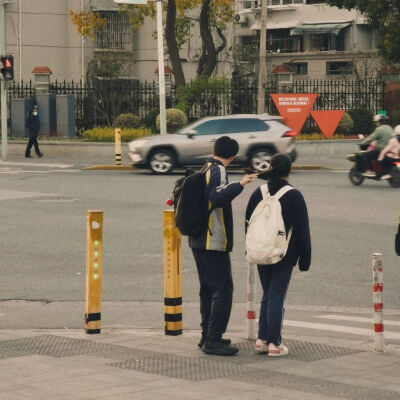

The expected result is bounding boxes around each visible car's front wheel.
[149,149,175,174]
[249,148,273,173]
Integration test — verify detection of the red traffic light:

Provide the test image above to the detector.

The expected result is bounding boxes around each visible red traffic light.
[1,55,14,81]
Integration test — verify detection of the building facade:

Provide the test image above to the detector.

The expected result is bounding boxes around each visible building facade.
[2,0,380,84]
[233,0,380,79]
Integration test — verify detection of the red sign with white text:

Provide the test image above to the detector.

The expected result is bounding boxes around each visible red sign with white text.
[311,110,345,138]
[271,94,318,135]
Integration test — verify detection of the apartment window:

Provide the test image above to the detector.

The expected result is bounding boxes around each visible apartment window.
[272,0,305,4]
[311,33,330,51]
[287,62,308,75]
[326,61,353,75]
[96,11,133,51]
[306,0,326,3]
[244,0,259,7]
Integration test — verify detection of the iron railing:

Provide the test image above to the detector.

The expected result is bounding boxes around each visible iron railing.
[5,77,384,133]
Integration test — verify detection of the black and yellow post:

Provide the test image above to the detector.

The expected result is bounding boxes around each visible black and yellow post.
[163,210,182,335]
[115,128,122,166]
[85,211,103,334]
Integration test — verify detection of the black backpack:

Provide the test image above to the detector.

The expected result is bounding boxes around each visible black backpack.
[173,163,214,236]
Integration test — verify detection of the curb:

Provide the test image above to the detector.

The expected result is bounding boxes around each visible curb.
[292,165,327,171]
[83,165,133,170]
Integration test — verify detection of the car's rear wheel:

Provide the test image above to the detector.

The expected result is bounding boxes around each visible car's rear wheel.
[149,149,175,174]
[250,148,273,173]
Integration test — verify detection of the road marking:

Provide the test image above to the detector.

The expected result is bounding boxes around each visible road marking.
[284,320,400,340]
[0,161,73,169]
[0,189,54,201]
[316,314,400,327]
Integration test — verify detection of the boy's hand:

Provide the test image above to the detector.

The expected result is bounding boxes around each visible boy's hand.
[240,173,258,187]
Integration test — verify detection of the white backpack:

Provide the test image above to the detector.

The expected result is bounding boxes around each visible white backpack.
[246,185,293,265]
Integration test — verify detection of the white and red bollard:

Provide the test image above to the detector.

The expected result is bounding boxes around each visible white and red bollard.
[372,253,385,353]
[247,262,257,340]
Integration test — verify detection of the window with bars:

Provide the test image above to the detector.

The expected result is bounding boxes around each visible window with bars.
[95,11,133,52]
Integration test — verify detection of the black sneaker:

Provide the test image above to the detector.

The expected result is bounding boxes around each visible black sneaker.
[202,340,239,356]
[25,155,33,158]
[198,337,231,349]
[38,153,44,158]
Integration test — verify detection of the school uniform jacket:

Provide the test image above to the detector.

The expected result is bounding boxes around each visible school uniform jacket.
[245,178,311,270]
[189,159,243,252]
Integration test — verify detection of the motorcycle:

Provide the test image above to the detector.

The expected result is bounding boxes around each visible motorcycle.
[347,141,400,188]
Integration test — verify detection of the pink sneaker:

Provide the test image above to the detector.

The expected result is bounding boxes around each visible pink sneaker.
[255,339,268,354]
[268,343,289,357]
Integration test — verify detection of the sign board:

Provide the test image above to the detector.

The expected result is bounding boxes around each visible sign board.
[114,0,148,4]
[270,94,318,135]
[311,110,345,138]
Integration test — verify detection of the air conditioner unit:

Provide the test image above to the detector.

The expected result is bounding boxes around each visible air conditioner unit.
[234,12,248,25]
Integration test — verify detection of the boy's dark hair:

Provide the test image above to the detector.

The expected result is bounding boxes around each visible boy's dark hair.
[214,136,239,159]
[259,153,292,180]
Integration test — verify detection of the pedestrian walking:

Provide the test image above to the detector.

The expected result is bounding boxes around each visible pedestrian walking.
[245,154,311,356]
[189,136,258,356]
[25,106,43,158]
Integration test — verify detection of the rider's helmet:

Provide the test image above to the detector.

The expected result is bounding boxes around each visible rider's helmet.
[373,114,387,122]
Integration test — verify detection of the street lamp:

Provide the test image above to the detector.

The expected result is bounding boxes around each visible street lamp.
[114,0,167,135]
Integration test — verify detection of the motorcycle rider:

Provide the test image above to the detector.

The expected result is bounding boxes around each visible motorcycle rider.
[360,114,393,177]
[377,125,400,179]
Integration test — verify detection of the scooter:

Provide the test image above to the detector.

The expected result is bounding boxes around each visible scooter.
[347,141,400,188]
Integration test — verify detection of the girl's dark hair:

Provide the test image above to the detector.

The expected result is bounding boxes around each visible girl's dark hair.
[259,153,292,180]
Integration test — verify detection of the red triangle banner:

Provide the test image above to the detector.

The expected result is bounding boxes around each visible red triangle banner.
[271,94,318,135]
[311,110,345,138]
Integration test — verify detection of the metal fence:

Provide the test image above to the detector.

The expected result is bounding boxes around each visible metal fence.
[6,77,384,132]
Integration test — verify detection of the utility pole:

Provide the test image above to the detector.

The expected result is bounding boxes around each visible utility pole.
[257,0,267,114]
[0,0,8,160]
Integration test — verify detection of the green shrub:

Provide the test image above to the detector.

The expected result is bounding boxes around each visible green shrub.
[143,108,159,132]
[296,133,345,141]
[81,127,151,142]
[156,108,188,133]
[114,113,141,129]
[336,112,354,135]
[348,109,375,135]
[391,110,400,126]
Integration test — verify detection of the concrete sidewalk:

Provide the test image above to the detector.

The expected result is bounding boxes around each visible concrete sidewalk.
[1,303,400,400]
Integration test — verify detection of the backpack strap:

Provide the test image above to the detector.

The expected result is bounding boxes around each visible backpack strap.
[274,185,293,200]
[274,185,294,241]
[260,184,269,199]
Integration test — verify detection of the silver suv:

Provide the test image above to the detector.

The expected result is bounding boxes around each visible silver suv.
[128,114,297,174]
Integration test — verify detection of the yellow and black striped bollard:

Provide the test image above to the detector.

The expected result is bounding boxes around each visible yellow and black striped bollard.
[85,211,103,334]
[115,128,122,166]
[163,210,182,335]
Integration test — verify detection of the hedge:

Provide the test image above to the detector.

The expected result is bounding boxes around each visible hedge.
[81,127,152,142]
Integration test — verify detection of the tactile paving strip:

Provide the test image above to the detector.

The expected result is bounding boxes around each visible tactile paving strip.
[0,334,156,359]
[107,354,254,381]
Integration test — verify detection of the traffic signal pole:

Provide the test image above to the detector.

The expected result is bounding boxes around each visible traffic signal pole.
[0,0,8,160]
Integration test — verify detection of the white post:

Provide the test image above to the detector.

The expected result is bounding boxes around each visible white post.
[246,262,257,340]
[0,0,8,161]
[156,0,167,135]
[372,253,384,353]
[81,0,85,85]
[257,0,267,114]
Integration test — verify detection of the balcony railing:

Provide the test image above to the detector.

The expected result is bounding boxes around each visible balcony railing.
[267,37,302,53]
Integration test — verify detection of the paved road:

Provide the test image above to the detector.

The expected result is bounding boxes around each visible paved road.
[0,159,398,308]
